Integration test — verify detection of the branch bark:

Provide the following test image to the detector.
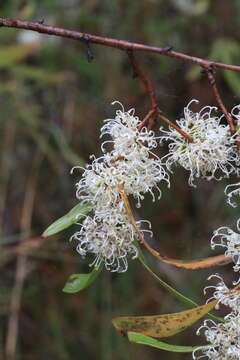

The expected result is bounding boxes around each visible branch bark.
[0,17,240,72]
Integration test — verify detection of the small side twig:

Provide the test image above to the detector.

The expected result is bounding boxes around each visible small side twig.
[127,50,158,129]
[158,112,194,142]
[205,66,235,134]
[127,50,157,110]
[127,50,194,142]
[137,109,156,130]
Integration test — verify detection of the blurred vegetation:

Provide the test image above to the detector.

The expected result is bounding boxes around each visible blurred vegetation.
[1,0,240,359]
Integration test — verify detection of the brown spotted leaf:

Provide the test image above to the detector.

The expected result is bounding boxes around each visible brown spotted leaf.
[113,299,217,338]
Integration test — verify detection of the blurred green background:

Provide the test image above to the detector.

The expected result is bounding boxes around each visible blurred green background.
[1,0,240,359]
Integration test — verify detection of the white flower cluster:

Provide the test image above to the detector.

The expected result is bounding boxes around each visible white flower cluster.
[194,274,240,359]
[211,218,240,276]
[204,274,240,312]
[71,100,240,274]
[194,313,240,359]
[160,100,238,186]
[223,104,240,207]
[71,102,169,272]
[194,219,240,359]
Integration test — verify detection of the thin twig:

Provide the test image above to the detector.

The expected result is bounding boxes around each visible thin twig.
[127,50,157,110]
[127,50,193,140]
[205,66,235,134]
[0,16,230,142]
[127,50,158,129]
[137,109,155,130]
[158,112,194,142]
[0,18,240,72]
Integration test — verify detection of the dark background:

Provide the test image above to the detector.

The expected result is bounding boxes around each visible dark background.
[1,1,240,359]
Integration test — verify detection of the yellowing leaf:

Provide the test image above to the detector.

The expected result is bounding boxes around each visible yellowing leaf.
[156,253,231,269]
[113,299,217,338]
[119,184,231,270]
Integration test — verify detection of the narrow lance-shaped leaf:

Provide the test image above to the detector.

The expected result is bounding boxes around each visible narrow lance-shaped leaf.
[120,184,231,270]
[113,299,217,338]
[43,202,92,237]
[154,253,231,270]
[128,332,210,353]
[63,264,103,293]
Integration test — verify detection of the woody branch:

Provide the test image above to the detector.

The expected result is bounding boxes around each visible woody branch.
[0,17,240,72]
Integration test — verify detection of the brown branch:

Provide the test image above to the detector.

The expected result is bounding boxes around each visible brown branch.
[127,50,157,110]
[158,113,194,142]
[137,109,156,130]
[0,17,233,142]
[0,17,240,72]
[127,51,194,141]
[127,50,158,129]
[205,67,235,134]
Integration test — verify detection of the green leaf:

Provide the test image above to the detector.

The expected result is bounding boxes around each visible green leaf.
[63,265,103,293]
[128,332,209,353]
[43,202,92,237]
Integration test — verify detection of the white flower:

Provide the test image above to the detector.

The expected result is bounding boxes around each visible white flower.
[204,274,240,312]
[194,314,240,359]
[225,182,240,208]
[160,100,238,186]
[71,102,165,272]
[101,101,170,206]
[211,219,240,275]
[71,204,139,272]
[73,156,120,208]
[101,102,158,156]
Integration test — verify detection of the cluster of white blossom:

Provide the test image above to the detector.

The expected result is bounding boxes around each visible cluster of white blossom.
[190,102,240,358]
[71,102,169,272]
[160,99,239,186]
[194,314,240,359]
[204,274,240,312]
[211,219,240,277]
[193,217,240,359]
[223,104,240,207]
[193,274,240,359]
[72,99,240,274]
